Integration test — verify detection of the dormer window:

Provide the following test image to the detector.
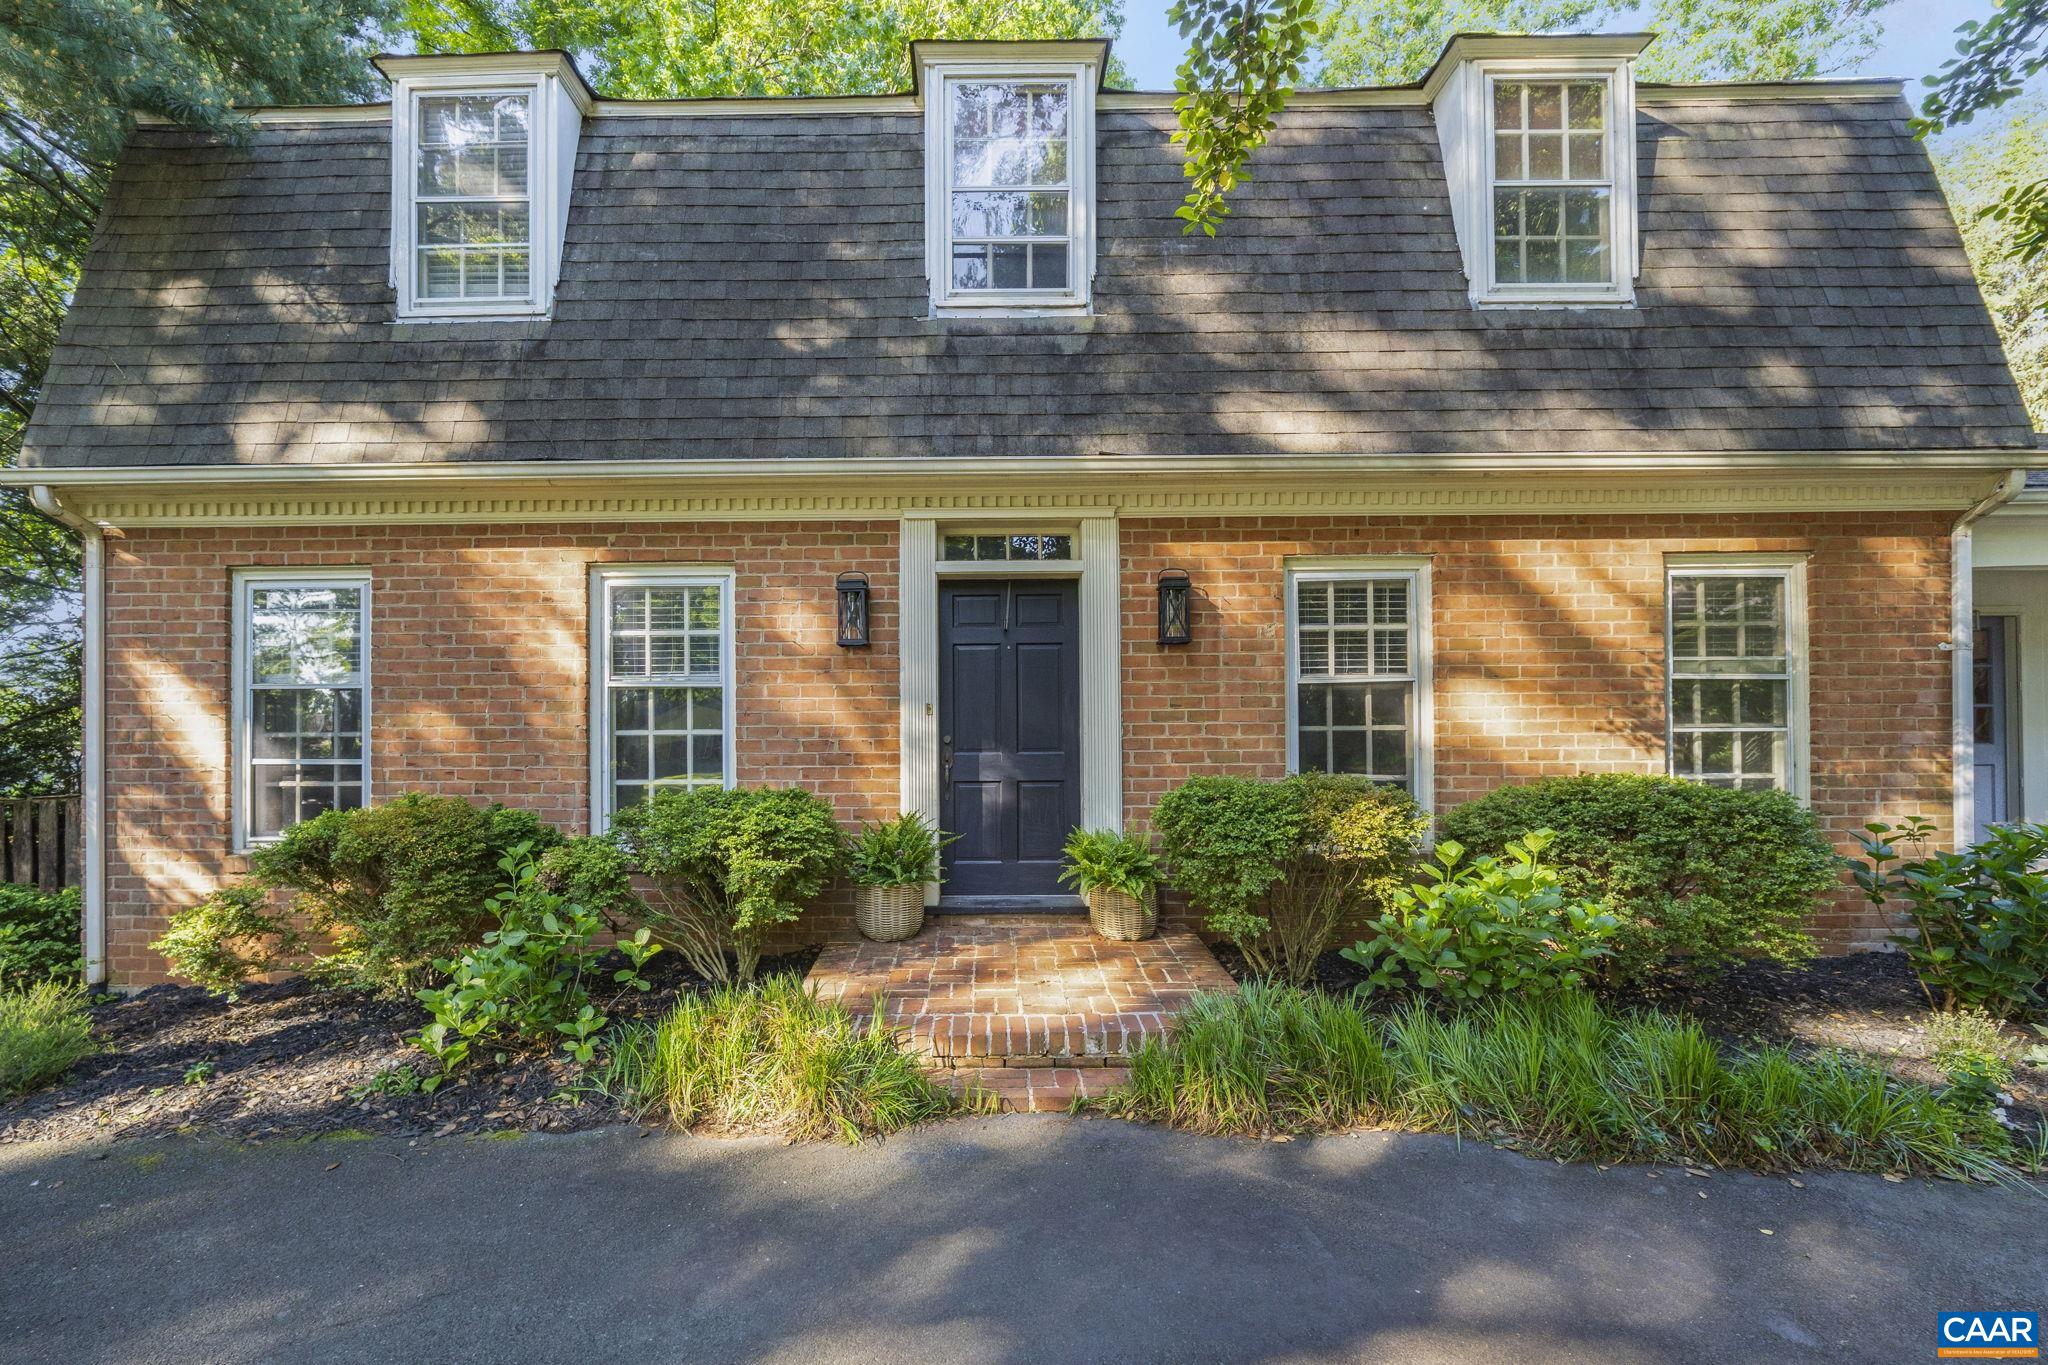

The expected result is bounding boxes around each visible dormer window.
[1489,79,1612,290]
[917,43,1102,315]
[376,51,594,322]
[414,93,533,305]
[947,80,1074,295]
[1424,35,1643,308]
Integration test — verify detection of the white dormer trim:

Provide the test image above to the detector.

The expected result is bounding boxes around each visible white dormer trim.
[916,43,1103,317]
[1429,35,1648,309]
[376,52,590,322]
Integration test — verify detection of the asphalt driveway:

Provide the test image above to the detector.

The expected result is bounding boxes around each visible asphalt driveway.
[1,1118,2040,1364]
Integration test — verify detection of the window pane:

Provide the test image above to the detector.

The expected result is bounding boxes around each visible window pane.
[1494,81,1524,129]
[991,243,1029,289]
[951,246,990,290]
[250,587,361,684]
[951,191,1069,237]
[1566,81,1604,129]
[1030,243,1069,290]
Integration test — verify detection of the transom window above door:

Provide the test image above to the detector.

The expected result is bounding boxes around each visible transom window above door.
[940,532,1074,562]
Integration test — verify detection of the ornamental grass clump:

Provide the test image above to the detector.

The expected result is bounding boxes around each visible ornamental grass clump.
[0,981,98,1098]
[603,975,955,1142]
[1091,985,2018,1181]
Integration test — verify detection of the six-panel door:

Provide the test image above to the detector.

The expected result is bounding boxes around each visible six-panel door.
[938,579,1081,904]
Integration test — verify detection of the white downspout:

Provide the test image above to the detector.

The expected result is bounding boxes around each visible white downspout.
[1950,469,2029,849]
[28,487,107,986]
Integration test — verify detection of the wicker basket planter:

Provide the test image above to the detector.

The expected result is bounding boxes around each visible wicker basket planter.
[1087,887,1157,941]
[855,882,926,942]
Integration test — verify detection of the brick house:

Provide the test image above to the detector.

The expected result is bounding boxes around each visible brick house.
[9,34,2043,988]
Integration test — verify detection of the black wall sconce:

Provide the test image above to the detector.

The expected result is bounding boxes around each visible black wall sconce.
[835,571,871,648]
[1156,568,1193,646]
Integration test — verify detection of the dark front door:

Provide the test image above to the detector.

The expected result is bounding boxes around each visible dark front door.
[938,578,1082,907]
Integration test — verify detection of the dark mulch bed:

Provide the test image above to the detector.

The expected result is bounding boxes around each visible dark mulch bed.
[0,948,818,1146]
[1210,946,2048,1125]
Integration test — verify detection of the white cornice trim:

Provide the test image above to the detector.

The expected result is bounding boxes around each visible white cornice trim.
[1418,32,1655,102]
[373,50,596,113]
[18,461,2027,528]
[1638,78,1903,104]
[10,451,2036,489]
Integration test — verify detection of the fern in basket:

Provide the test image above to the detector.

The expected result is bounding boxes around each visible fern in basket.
[1058,828,1165,900]
[846,813,955,888]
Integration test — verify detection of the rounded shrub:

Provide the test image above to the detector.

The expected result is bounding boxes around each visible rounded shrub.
[1154,772,1428,985]
[609,786,843,984]
[249,792,559,995]
[1436,774,1836,984]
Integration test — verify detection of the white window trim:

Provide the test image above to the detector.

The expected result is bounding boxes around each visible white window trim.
[390,71,556,322]
[1664,553,1810,800]
[230,568,372,853]
[588,566,738,831]
[922,60,1097,316]
[1438,55,1639,309]
[1284,557,1436,812]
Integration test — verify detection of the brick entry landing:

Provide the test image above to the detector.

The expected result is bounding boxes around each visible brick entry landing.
[806,916,1237,1112]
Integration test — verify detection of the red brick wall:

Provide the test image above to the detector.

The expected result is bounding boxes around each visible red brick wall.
[102,522,898,985]
[100,511,1951,983]
[1121,513,1954,948]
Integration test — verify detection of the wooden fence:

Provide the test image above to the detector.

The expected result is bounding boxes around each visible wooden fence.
[2,796,81,892]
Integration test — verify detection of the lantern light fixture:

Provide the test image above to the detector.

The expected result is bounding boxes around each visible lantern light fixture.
[835,571,871,648]
[1156,568,1193,646]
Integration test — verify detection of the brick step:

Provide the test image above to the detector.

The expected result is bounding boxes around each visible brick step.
[943,1065,1131,1113]
[858,1010,1173,1062]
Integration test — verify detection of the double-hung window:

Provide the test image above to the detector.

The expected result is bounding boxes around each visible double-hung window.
[234,571,370,847]
[1489,77,1614,292]
[924,56,1096,312]
[1288,566,1431,798]
[593,570,735,823]
[410,90,534,308]
[1666,558,1807,794]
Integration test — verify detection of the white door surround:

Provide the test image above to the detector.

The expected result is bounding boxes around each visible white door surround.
[898,515,1122,904]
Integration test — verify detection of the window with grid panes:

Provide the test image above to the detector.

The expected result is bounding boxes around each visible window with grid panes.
[602,577,729,814]
[240,577,368,842]
[945,79,1074,296]
[1489,78,1613,289]
[938,532,1074,562]
[412,91,533,303]
[1292,577,1416,790]
[1667,572,1794,791]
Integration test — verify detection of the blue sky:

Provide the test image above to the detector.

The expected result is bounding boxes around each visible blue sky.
[1112,0,2008,98]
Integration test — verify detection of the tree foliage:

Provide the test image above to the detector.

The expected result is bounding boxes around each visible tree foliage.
[1310,0,1883,88]
[401,0,1125,97]
[1167,0,1318,235]
[0,0,393,793]
[1935,95,2048,427]
[1171,0,1880,233]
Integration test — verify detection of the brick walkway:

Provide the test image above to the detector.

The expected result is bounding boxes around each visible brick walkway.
[806,915,1237,1111]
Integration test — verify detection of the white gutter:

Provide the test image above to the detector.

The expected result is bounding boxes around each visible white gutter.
[28,487,107,986]
[1949,469,2031,848]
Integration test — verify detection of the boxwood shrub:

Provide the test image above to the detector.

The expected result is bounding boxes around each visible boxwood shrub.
[1436,774,1836,984]
[1154,772,1427,986]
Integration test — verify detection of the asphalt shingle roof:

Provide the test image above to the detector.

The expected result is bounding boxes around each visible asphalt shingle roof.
[22,94,2036,467]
